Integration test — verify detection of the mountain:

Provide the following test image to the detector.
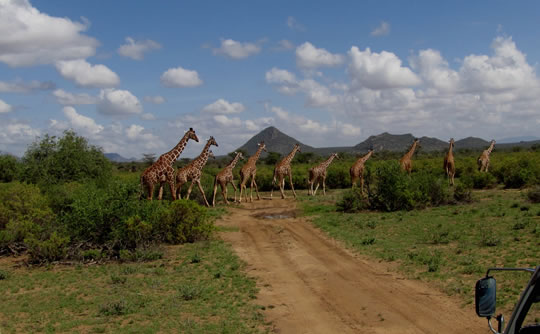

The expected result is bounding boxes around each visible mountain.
[237,126,315,156]
[454,137,490,149]
[498,136,540,144]
[236,127,540,157]
[104,153,137,162]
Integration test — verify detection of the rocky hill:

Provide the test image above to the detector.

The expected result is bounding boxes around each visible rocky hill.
[236,127,539,157]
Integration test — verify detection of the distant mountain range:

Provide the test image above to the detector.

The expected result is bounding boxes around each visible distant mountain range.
[103,127,540,162]
[235,126,540,156]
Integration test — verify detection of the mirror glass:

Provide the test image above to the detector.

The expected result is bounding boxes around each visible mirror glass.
[476,276,497,317]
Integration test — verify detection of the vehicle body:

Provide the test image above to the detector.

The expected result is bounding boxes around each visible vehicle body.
[475,265,540,334]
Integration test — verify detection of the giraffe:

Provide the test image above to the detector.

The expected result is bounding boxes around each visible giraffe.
[239,142,267,203]
[140,128,198,200]
[443,138,455,185]
[350,149,373,193]
[270,143,301,199]
[399,139,420,174]
[212,151,244,207]
[478,140,495,172]
[174,137,218,207]
[308,153,339,196]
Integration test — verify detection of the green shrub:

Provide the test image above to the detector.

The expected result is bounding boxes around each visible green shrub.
[336,187,368,213]
[471,172,497,189]
[156,200,215,244]
[25,232,70,263]
[527,186,540,203]
[453,182,473,203]
[413,171,449,206]
[369,162,415,211]
[0,154,20,182]
[21,130,111,186]
[118,248,163,262]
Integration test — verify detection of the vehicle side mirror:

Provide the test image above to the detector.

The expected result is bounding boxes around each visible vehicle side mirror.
[475,276,496,317]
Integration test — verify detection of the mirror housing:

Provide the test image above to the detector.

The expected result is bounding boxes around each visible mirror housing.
[475,276,497,317]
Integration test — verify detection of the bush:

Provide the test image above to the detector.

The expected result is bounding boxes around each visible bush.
[527,186,540,203]
[369,162,415,211]
[336,187,368,213]
[453,182,473,203]
[21,130,111,186]
[471,172,497,189]
[156,200,215,244]
[0,154,20,182]
[25,232,70,263]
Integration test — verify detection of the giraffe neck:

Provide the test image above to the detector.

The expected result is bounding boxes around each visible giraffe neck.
[249,145,265,165]
[486,141,495,154]
[407,142,417,158]
[194,140,214,168]
[227,153,242,169]
[283,146,300,165]
[362,151,373,162]
[321,154,336,169]
[163,132,191,162]
[448,142,454,155]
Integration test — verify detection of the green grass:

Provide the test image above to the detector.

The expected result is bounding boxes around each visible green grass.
[299,188,540,311]
[0,240,266,333]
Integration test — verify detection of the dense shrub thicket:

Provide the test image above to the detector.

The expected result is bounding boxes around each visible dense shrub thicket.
[0,131,215,263]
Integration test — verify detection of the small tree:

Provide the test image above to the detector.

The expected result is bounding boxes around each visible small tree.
[21,130,111,185]
[264,152,281,165]
[142,153,156,167]
[0,154,20,182]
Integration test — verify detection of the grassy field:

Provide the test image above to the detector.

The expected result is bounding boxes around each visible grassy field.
[299,188,540,312]
[0,238,267,334]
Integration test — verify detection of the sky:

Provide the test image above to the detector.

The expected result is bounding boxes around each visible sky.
[1,0,540,159]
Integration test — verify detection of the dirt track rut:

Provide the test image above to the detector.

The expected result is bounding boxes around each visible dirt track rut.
[218,198,486,334]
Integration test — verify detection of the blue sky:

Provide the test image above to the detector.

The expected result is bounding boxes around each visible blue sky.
[1,0,540,158]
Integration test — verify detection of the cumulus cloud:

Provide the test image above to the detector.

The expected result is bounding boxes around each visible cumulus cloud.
[53,89,97,105]
[202,99,245,114]
[117,37,161,60]
[265,68,297,85]
[275,39,295,51]
[296,42,344,68]
[97,89,143,116]
[267,104,330,133]
[160,66,203,88]
[62,106,103,135]
[0,0,99,67]
[371,21,391,36]
[213,39,261,59]
[0,99,13,113]
[348,46,421,89]
[55,59,120,88]
[410,49,460,93]
[0,79,55,93]
[144,95,165,104]
[213,114,242,127]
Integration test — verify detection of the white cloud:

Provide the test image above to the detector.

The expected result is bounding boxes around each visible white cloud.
[0,99,13,113]
[202,99,245,114]
[276,39,295,50]
[265,68,297,84]
[97,89,143,116]
[141,113,156,120]
[160,66,203,88]
[144,95,165,104]
[117,37,161,60]
[0,120,41,155]
[348,46,421,89]
[0,79,55,93]
[287,16,305,31]
[371,21,391,36]
[213,39,261,59]
[213,114,243,127]
[0,0,98,67]
[55,59,120,88]
[53,89,97,105]
[267,104,330,133]
[410,49,460,93]
[62,106,103,135]
[296,42,344,68]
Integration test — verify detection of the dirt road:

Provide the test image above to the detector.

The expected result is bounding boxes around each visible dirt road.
[218,198,487,334]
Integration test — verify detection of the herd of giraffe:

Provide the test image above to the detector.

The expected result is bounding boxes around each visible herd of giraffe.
[140,128,496,206]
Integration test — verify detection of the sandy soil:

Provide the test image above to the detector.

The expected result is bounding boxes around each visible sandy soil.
[217,198,488,334]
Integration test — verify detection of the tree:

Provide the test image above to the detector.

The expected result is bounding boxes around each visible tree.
[264,152,282,165]
[142,153,156,166]
[21,130,112,185]
[0,154,20,182]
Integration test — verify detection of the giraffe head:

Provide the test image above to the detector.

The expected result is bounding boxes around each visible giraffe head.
[258,141,267,152]
[332,152,339,160]
[235,151,244,160]
[449,138,455,148]
[187,127,199,142]
[295,143,301,153]
[207,136,219,147]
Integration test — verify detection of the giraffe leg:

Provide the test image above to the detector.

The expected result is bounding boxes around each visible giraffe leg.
[249,176,254,202]
[147,183,154,200]
[351,175,358,188]
[313,181,320,196]
[289,173,297,198]
[360,176,365,194]
[212,181,218,207]
[222,183,229,205]
[279,176,286,199]
[322,176,326,196]
[270,175,276,199]
[231,181,238,203]
[239,181,246,203]
[196,180,210,207]
[253,175,261,200]
[308,180,313,196]
[186,182,194,200]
